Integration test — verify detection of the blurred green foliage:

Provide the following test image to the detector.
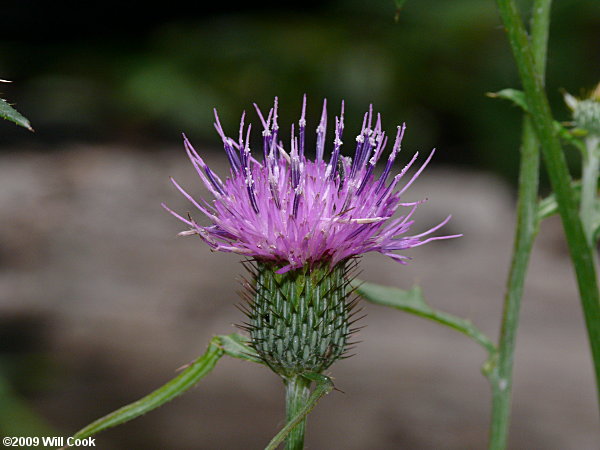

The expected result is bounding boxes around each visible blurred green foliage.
[0,0,598,180]
[0,316,57,437]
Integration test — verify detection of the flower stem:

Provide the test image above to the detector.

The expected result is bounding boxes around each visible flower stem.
[495,0,600,409]
[489,117,540,449]
[488,2,548,449]
[284,376,312,450]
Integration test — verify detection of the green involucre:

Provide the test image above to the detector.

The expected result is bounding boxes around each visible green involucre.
[246,261,356,377]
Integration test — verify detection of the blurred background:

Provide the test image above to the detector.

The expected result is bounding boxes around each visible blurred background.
[1,0,599,448]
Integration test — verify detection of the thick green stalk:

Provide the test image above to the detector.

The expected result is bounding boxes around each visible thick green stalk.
[495,0,600,405]
[284,376,312,450]
[266,374,333,450]
[488,2,548,448]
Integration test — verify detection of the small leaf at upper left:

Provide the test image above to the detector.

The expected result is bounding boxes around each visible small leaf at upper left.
[0,85,33,131]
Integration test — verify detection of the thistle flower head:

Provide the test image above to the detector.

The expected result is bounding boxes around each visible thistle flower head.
[164,96,460,273]
[165,97,461,376]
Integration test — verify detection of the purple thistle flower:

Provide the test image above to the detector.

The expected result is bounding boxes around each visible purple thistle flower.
[164,97,461,273]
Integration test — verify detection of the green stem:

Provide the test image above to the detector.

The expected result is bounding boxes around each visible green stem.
[284,376,312,450]
[488,2,548,448]
[581,135,599,251]
[489,118,540,449]
[266,374,333,450]
[495,0,600,407]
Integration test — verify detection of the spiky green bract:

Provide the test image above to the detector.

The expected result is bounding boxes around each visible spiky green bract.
[241,260,359,378]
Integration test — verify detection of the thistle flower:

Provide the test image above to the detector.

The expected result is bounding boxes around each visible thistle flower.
[165,97,459,272]
[164,97,460,377]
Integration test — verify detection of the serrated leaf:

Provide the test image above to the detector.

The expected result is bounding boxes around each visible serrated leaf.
[0,98,32,131]
[264,373,333,450]
[487,88,529,112]
[354,280,496,355]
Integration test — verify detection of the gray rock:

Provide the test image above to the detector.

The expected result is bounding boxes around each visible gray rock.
[0,146,597,449]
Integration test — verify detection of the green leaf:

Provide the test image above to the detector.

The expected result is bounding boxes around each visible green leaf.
[217,333,262,364]
[0,98,32,131]
[264,373,334,450]
[68,333,262,443]
[354,280,496,356]
[71,338,223,441]
[70,334,261,442]
[487,88,529,112]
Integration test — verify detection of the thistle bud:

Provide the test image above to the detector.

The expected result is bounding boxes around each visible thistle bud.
[564,83,600,136]
[243,262,356,377]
